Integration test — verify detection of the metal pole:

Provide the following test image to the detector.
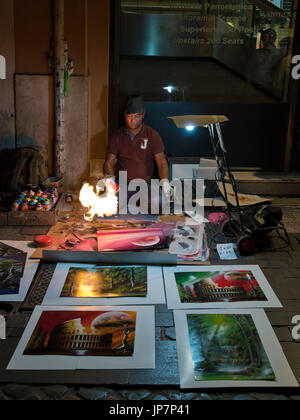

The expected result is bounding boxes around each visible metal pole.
[216,123,244,230]
[54,0,65,184]
[208,124,230,209]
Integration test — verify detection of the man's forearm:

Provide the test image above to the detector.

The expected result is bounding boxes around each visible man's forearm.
[103,161,115,177]
[158,162,170,180]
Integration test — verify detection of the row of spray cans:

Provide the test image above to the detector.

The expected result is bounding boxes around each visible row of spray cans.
[11,188,59,212]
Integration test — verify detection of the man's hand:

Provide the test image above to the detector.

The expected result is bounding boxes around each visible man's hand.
[161,179,171,197]
[96,175,118,195]
[162,178,176,205]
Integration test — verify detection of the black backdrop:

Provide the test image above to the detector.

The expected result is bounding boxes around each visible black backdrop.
[143,101,289,171]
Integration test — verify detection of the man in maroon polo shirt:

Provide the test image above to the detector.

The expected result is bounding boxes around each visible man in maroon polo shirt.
[103,96,170,203]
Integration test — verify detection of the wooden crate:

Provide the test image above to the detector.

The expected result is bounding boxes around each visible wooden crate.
[0,194,65,226]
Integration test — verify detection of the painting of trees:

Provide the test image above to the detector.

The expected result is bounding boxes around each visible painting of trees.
[61,266,148,298]
[187,314,275,382]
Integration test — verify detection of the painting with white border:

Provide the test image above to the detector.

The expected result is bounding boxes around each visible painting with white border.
[163,265,282,309]
[43,264,165,306]
[7,305,155,370]
[174,309,298,389]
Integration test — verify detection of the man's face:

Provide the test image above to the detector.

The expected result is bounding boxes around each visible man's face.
[124,113,144,131]
[262,30,276,47]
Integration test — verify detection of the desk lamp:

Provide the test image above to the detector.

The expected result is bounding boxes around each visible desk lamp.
[168,115,256,256]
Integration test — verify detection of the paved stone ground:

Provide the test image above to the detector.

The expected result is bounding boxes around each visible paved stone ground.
[0,384,300,400]
[0,200,300,401]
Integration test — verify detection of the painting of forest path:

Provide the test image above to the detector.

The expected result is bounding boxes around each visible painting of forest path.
[60,266,148,298]
[187,314,276,382]
[175,270,267,303]
[23,310,136,357]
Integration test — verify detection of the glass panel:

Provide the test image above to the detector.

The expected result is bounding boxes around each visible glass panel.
[120,0,297,102]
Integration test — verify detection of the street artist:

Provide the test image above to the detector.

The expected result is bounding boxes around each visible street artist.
[103,96,170,212]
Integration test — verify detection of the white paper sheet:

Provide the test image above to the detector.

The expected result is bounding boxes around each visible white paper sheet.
[216,243,238,260]
[174,309,298,389]
[163,265,282,309]
[7,305,155,370]
[42,264,165,306]
[0,241,39,302]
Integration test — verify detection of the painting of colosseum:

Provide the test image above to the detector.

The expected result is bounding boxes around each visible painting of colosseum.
[175,270,267,303]
[23,310,136,357]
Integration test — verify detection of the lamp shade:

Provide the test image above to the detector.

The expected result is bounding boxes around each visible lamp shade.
[168,115,229,128]
[0,55,6,79]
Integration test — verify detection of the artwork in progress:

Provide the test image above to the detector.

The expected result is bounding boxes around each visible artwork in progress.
[175,270,267,304]
[187,314,275,382]
[97,228,165,251]
[60,266,148,298]
[23,310,136,357]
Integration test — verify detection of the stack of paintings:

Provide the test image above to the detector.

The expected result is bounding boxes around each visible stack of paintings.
[169,223,209,262]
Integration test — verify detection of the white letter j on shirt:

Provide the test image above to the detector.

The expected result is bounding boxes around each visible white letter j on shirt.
[141,139,149,150]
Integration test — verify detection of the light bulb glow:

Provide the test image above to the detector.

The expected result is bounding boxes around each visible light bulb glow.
[163,86,176,93]
[185,125,196,132]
